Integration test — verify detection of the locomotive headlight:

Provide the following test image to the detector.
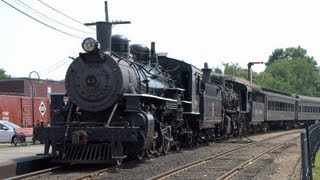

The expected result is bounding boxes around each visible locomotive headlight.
[82,37,98,52]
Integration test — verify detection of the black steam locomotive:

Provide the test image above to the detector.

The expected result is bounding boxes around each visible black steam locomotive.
[34,2,320,165]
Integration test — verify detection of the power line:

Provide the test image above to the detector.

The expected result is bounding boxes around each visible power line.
[37,0,95,30]
[14,0,94,35]
[1,0,84,39]
[39,51,79,76]
[39,57,71,75]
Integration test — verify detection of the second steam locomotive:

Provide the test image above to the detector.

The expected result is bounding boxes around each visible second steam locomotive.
[34,2,320,165]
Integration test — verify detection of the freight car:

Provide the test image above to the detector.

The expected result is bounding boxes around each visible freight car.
[34,1,320,165]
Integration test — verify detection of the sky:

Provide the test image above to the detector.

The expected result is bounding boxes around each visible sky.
[1,0,320,80]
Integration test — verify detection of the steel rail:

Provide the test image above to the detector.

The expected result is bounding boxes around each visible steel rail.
[72,167,113,180]
[147,130,300,180]
[6,165,65,180]
[216,135,300,180]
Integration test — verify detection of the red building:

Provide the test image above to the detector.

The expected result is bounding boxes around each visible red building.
[0,78,65,127]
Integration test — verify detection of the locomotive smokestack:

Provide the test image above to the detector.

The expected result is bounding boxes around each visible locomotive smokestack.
[202,62,212,83]
[85,1,130,54]
[96,22,112,53]
[151,42,158,64]
[96,1,112,53]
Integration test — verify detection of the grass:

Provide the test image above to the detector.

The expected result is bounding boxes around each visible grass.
[314,150,320,180]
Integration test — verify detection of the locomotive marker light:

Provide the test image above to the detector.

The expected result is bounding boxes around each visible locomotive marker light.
[82,37,98,52]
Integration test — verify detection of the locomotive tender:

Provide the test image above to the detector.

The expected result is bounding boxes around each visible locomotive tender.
[34,2,320,165]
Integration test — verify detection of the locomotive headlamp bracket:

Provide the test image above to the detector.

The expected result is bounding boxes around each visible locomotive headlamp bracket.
[82,37,98,53]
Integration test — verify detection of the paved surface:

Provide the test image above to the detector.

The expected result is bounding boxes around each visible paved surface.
[0,144,51,179]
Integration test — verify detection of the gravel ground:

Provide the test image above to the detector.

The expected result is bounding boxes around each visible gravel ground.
[92,129,302,180]
[231,136,301,180]
[263,137,301,180]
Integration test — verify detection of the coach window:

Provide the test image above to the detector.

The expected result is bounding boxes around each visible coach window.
[289,104,291,112]
[268,101,273,110]
[285,103,288,111]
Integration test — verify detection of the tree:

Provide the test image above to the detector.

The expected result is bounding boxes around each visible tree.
[256,47,320,96]
[266,46,315,66]
[223,62,259,81]
[212,67,222,74]
[0,68,11,79]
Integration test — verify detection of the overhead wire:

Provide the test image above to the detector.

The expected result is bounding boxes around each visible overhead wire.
[38,51,79,78]
[1,0,84,39]
[1,0,97,79]
[37,0,95,30]
[13,0,94,35]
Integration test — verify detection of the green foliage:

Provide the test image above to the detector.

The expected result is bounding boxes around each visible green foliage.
[220,46,320,97]
[223,62,259,82]
[266,46,315,66]
[256,46,320,97]
[213,67,222,74]
[223,63,248,79]
[314,151,320,179]
[0,68,11,79]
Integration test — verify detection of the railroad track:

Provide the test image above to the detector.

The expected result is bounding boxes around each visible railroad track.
[6,163,113,180]
[6,165,66,180]
[147,130,300,180]
[6,130,300,180]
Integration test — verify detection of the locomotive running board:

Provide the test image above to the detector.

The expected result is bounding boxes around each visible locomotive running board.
[123,93,177,102]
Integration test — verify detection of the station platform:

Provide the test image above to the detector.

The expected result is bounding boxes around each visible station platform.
[0,144,51,179]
